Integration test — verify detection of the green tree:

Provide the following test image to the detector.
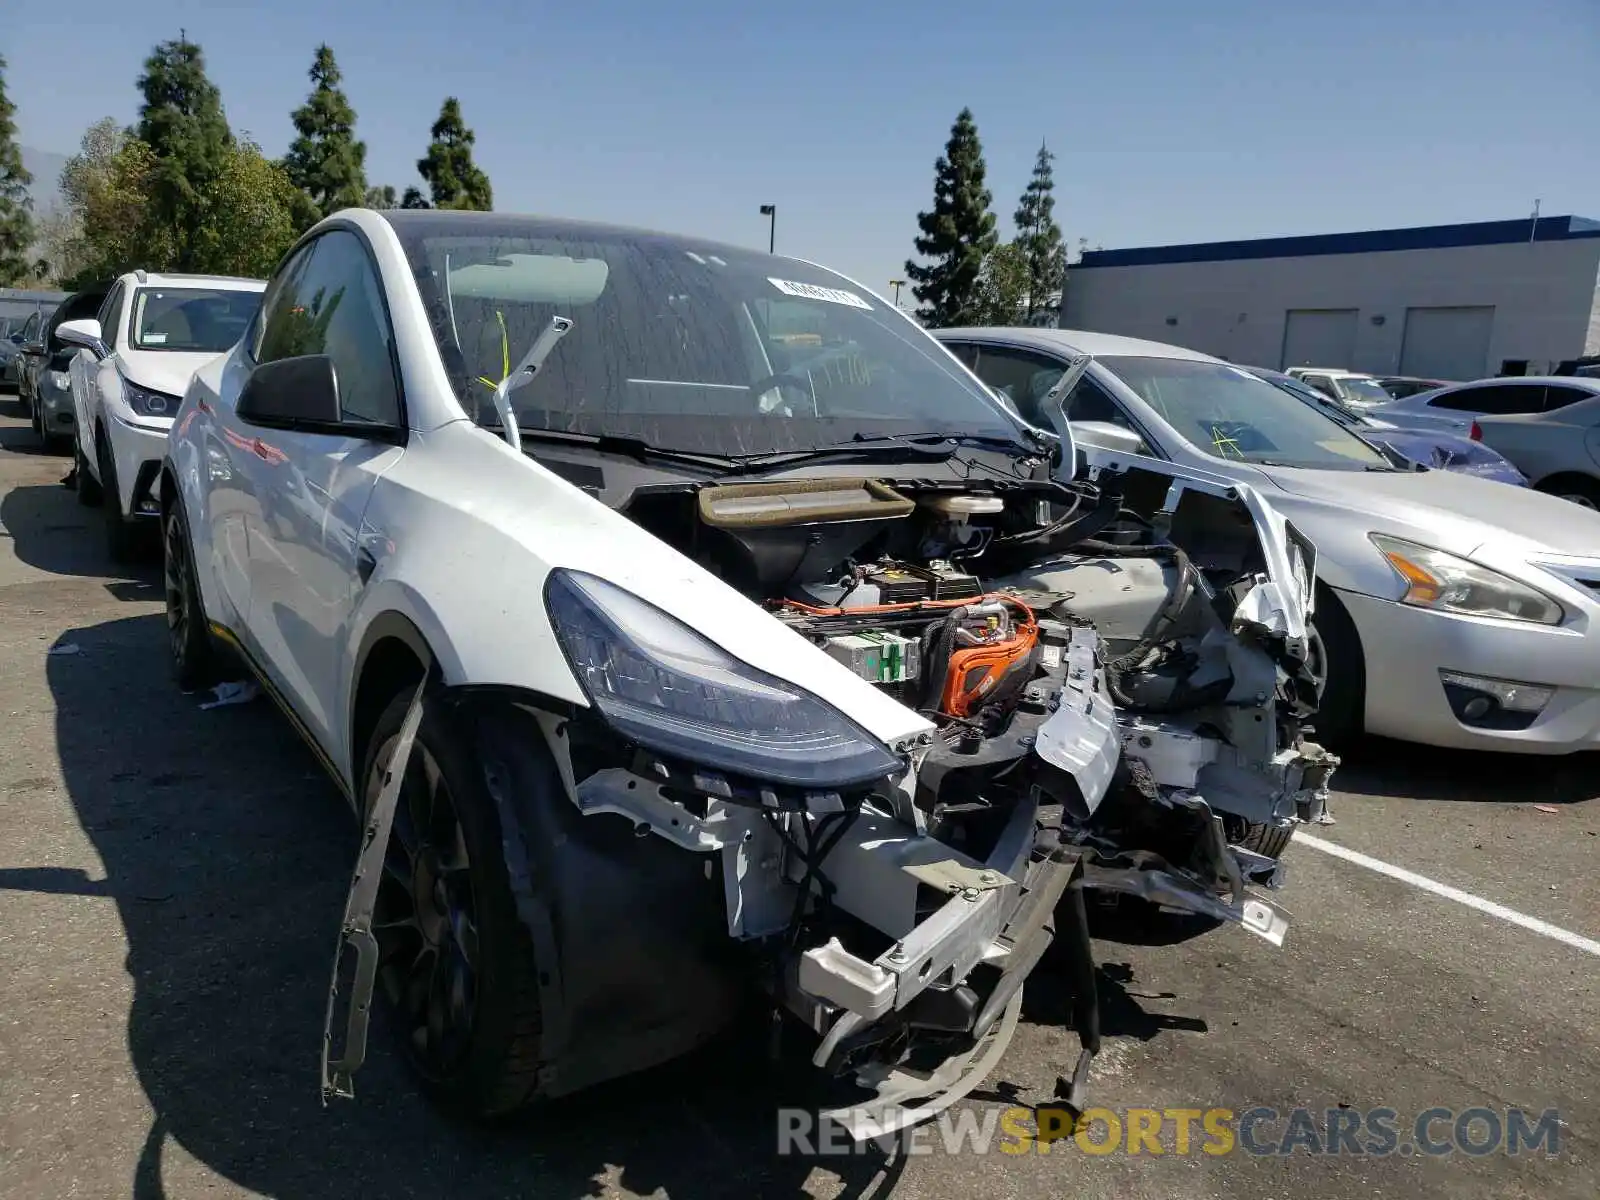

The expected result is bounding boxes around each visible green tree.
[905,108,997,327]
[0,56,35,285]
[417,98,492,210]
[58,121,169,284]
[1012,141,1065,320]
[283,45,367,220]
[134,36,234,271]
[365,184,398,209]
[972,242,1029,326]
[400,186,430,209]
[202,141,304,278]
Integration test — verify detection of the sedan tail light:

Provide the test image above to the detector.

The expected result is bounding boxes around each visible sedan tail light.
[1469,420,1483,441]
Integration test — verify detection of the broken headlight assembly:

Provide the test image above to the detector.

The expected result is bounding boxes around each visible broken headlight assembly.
[545,569,903,788]
[1370,534,1564,626]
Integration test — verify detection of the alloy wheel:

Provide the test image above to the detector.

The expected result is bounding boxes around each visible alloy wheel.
[367,737,480,1079]
[1561,493,1598,510]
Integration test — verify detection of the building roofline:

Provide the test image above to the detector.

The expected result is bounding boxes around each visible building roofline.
[1076,215,1600,269]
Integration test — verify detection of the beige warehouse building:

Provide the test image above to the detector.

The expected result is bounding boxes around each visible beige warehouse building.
[1061,215,1600,381]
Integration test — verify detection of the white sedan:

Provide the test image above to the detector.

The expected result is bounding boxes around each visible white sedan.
[937,327,1600,755]
[58,271,265,560]
[161,210,1331,1133]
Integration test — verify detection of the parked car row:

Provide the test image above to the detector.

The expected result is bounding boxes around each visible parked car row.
[13,207,1599,1141]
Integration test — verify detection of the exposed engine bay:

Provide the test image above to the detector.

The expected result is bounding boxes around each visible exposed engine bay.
[561,460,1339,1135]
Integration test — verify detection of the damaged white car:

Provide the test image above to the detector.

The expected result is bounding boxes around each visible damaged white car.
[161,210,1334,1136]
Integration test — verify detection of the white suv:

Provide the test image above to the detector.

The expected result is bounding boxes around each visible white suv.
[58,271,266,560]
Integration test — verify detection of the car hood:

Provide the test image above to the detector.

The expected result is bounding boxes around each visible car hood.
[1261,465,1600,558]
[123,348,228,397]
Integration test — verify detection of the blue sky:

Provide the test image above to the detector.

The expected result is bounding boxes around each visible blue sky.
[7,0,1599,295]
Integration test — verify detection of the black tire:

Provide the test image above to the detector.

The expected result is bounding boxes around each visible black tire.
[97,433,140,563]
[31,399,46,443]
[1534,474,1600,510]
[361,692,546,1119]
[163,499,217,692]
[1306,583,1363,748]
[75,439,102,506]
[1234,820,1294,860]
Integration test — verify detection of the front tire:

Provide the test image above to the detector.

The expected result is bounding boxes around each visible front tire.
[1306,584,1363,748]
[97,433,140,563]
[362,692,546,1119]
[76,439,102,506]
[163,499,217,692]
[1535,474,1600,510]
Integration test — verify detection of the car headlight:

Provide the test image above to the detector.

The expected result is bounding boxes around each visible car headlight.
[1369,534,1564,625]
[125,379,180,418]
[47,370,70,389]
[546,570,903,789]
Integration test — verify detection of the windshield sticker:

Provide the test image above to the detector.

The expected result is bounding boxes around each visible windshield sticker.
[768,278,873,310]
[143,332,168,344]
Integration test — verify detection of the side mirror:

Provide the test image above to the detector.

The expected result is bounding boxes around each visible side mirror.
[237,354,344,431]
[1072,420,1145,457]
[56,318,109,359]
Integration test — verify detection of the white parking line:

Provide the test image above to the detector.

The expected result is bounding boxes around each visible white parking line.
[1296,833,1600,958]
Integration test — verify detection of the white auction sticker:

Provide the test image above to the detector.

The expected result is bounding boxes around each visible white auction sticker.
[768,278,873,310]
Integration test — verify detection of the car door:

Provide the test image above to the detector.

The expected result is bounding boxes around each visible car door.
[74,284,126,466]
[234,228,407,763]
[203,249,319,632]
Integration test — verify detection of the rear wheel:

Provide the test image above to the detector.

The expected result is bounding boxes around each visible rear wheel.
[1535,474,1600,510]
[362,693,546,1118]
[163,499,217,691]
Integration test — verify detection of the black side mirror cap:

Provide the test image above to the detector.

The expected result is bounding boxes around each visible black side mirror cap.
[238,354,344,430]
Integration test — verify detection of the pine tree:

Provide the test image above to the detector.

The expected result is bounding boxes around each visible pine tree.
[905,108,997,327]
[134,36,234,271]
[283,45,367,220]
[1012,141,1065,319]
[417,98,492,211]
[0,56,35,286]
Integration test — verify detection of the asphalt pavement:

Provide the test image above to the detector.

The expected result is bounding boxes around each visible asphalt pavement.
[0,398,1595,1199]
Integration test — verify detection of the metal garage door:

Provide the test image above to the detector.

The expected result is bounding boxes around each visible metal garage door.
[1399,306,1494,381]
[1281,309,1359,369]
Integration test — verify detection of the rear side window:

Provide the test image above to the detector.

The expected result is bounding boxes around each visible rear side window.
[1428,384,1545,415]
[1542,385,1595,411]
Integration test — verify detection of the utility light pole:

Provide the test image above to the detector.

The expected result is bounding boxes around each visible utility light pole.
[759,205,776,254]
[888,279,906,307]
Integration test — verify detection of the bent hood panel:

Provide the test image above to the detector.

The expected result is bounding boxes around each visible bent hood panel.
[1263,466,1600,557]
[368,423,936,748]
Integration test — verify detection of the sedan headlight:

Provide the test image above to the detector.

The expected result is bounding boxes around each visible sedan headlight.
[1369,534,1564,625]
[546,570,903,790]
[47,369,70,389]
[124,379,180,418]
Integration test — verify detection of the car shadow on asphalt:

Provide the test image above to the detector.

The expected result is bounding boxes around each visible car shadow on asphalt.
[0,413,65,457]
[38,611,936,1199]
[1331,736,1600,806]
[0,482,159,582]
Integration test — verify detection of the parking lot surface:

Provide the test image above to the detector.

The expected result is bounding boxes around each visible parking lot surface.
[0,400,1595,1199]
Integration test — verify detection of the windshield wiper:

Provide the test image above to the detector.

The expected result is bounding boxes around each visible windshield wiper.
[739,430,1038,469]
[490,315,574,453]
[512,426,741,472]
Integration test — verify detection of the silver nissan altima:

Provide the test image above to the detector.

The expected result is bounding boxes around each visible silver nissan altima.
[936,326,1600,755]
